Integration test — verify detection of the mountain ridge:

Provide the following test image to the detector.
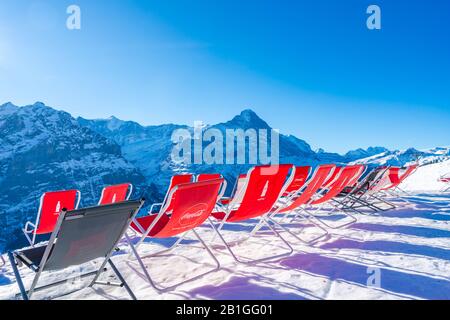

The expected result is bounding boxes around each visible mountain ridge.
[1,101,449,252]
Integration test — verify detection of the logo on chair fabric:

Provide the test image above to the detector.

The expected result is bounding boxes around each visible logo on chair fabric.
[175,203,209,230]
[260,181,269,198]
[54,201,61,215]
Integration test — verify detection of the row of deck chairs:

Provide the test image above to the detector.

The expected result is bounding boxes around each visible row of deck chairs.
[7,164,417,300]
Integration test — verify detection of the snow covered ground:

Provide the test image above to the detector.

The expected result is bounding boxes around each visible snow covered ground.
[402,160,450,192]
[1,162,450,300]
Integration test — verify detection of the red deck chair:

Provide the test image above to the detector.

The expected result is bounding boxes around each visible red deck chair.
[343,166,401,211]
[335,166,395,213]
[257,164,336,243]
[382,165,418,191]
[127,179,224,291]
[269,165,364,231]
[277,164,336,214]
[22,189,81,246]
[323,166,342,187]
[196,173,222,181]
[301,165,365,229]
[282,166,311,197]
[367,166,395,193]
[196,173,227,209]
[148,174,193,214]
[374,165,419,206]
[209,164,296,264]
[219,174,247,206]
[98,183,133,205]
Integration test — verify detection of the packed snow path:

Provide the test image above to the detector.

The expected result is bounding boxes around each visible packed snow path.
[1,193,449,300]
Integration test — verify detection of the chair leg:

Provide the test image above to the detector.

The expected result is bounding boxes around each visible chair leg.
[302,203,358,230]
[385,190,414,205]
[343,195,381,213]
[268,211,329,245]
[107,259,137,300]
[136,232,189,259]
[209,217,294,264]
[396,187,415,197]
[367,194,397,210]
[21,229,34,247]
[7,252,28,300]
[126,231,221,292]
[26,264,46,300]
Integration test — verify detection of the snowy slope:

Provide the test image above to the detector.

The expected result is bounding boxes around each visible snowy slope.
[1,193,449,300]
[401,159,450,192]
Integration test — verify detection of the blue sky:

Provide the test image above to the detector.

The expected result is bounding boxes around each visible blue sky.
[0,0,448,153]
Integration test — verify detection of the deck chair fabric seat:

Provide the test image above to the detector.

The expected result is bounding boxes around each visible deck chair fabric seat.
[267,165,364,236]
[282,166,311,197]
[213,165,294,223]
[196,173,222,182]
[14,246,48,269]
[220,198,232,205]
[354,165,419,209]
[9,200,144,300]
[23,189,81,246]
[210,165,296,264]
[253,164,336,245]
[335,166,396,213]
[382,165,418,191]
[132,179,223,239]
[98,183,133,205]
[211,209,240,222]
[148,174,194,214]
[322,166,342,187]
[128,179,224,291]
[131,214,170,238]
[277,164,336,214]
[196,174,227,203]
[168,174,194,190]
[310,165,365,205]
[217,174,247,207]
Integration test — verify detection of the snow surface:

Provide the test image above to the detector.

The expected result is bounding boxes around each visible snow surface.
[1,162,450,300]
[402,159,450,192]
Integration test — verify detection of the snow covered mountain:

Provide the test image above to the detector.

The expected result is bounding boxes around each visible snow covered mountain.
[77,116,189,197]
[78,109,450,193]
[0,102,448,253]
[350,147,450,167]
[78,109,327,194]
[344,147,390,162]
[0,102,156,253]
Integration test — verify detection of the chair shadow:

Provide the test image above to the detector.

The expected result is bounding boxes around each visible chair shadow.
[279,252,450,299]
[320,239,450,261]
[379,208,450,221]
[0,272,12,286]
[187,276,307,300]
[350,223,450,238]
[125,235,198,249]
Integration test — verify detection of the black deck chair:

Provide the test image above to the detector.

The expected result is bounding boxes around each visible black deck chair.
[7,199,144,300]
[336,167,392,213]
